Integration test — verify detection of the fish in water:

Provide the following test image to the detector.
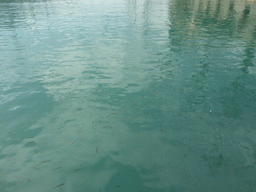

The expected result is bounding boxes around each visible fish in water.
[53,183,65,189]
[73,168,81,173]
[37,161,45,166]
[71,141,76,145]
[53,167,61,171]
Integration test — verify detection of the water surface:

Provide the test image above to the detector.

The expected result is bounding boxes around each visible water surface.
[1,0,256,191]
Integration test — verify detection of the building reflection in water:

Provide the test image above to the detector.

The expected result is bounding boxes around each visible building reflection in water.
[167,0,256,119]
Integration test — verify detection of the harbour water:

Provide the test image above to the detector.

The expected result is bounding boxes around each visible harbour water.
[1,0,256,191]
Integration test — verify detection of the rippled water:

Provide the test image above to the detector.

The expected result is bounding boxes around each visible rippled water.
[1,0,256,191]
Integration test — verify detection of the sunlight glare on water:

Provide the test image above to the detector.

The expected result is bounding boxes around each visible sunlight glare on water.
[0,0,256,191]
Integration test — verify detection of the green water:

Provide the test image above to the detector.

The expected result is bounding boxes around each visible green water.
[1,0,256,191]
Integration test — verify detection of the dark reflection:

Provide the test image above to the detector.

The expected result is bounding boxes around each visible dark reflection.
[239,5,251,29]
[214,0,221,19]
[241,39,255,74]
[226,0,236,36]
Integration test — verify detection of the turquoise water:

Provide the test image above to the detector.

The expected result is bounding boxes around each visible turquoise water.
[1,0,256,191]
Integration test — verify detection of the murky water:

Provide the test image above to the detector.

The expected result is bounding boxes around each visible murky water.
[1,0,256,191]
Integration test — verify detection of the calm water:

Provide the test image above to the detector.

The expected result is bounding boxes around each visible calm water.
[1,0,256,191]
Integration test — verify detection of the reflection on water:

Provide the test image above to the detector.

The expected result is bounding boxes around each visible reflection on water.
[1,0,256,191]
